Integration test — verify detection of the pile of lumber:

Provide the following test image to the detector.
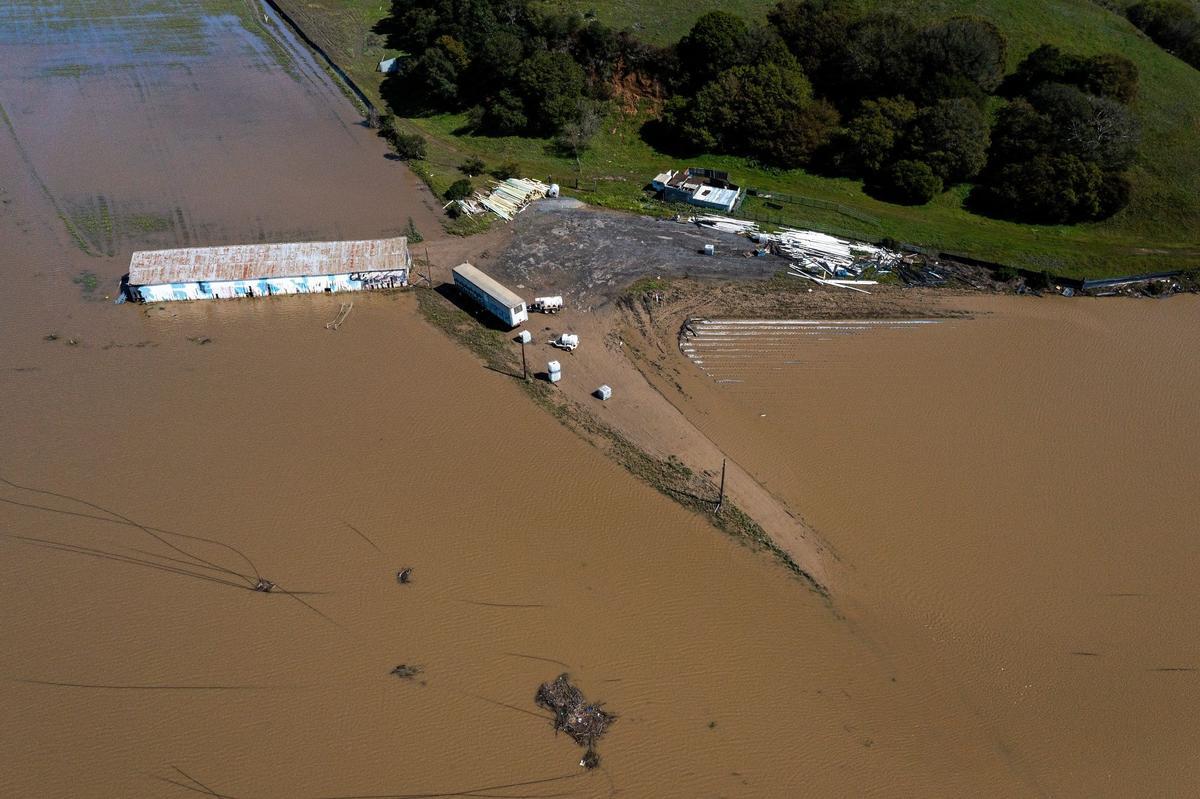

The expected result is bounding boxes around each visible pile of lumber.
[479,178,551,221]
[446,178,550,221]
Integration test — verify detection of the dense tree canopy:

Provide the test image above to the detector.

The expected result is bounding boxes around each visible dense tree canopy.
[1127,1,1200,69]
[375,0,1142,223]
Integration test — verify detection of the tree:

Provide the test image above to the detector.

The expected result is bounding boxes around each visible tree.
[660,96,717,153]
[985,98,1054,167]
[832,13,921,105]
[904,98,989,184]
[480,89,528,134]
[1079,53,1139,104]
[1008,45,1139,104]
[556,99,603,178]
[1007,44,1074,96]
[462,29,526,104]
[917,16,1007,98]
[444,178,474,201]
[407,46,460,109]
[768,0,862,88]
[880,159,943,204]
[1029,84,1140,169]
[982,154,1105,223]
[517,51,587,134]
[1128,1,1200,68]
[676,11,750,88]
[686,62,832,167]
[572,21,621,83]
[839,96,917,175]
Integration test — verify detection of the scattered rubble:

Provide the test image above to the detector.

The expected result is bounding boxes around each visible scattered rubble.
[692,214,946,287]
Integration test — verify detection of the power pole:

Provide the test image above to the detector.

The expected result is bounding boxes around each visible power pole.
[715,458,726,515]
[520,339,528,380]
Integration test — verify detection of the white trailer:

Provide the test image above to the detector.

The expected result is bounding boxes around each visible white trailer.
[452,263,528,328]
[530,295,563,313]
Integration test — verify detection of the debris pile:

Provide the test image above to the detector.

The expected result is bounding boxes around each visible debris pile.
[691,214,948,288]
[391,664,422,678]
[535,673,615,768]
[449,178,550,221]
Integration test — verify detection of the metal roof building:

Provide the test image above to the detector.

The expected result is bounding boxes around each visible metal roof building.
[125,237,410,302]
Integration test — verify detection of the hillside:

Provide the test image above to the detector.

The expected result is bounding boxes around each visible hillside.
[273,0,1200,277]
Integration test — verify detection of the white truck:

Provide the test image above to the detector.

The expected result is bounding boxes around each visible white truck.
[529,295,563,314]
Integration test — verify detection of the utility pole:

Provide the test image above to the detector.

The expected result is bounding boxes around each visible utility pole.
[715,458,726,515]
[520,338,528,380]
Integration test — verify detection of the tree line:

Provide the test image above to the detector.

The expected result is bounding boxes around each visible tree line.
[376,0,1142,224]
[1127,0,1200,71]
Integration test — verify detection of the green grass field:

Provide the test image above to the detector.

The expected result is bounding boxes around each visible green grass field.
[274,0,1200,277]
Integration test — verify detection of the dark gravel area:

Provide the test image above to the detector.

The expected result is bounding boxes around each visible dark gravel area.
[494,200,787,306]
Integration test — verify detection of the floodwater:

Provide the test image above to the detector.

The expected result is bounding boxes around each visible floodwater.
[673,297,1200,796]
[3,2,1197,797]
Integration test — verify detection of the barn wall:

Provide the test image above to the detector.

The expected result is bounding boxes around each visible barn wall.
[135,270,408,302]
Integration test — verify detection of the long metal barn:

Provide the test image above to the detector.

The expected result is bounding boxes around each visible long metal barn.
[124,237,410,302]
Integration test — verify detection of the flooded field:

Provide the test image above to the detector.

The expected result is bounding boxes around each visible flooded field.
[668,295,1200,796]
[3,1,1198,797]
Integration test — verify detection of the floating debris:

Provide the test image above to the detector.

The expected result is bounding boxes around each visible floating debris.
[325,301,353,330]
[391,664,422,678]
[396,567,413,584]
[253,577,274,593]
[535,673,615,768]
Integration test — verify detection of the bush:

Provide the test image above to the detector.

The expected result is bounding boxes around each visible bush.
[404,217,423,244]
[444,179,474,202]
[459,157,485,176]
[389,131,427,160]
[993,264,1018,282]
[881,160,944,204]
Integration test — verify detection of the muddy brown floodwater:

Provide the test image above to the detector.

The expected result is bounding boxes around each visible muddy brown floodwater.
[668,296,1200,796]
[2,2,1198,797]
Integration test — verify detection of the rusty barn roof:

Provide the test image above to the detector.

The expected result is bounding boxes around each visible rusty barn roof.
[128,237,409,285]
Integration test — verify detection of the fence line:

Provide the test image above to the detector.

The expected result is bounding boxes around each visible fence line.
[743,188,883,226]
